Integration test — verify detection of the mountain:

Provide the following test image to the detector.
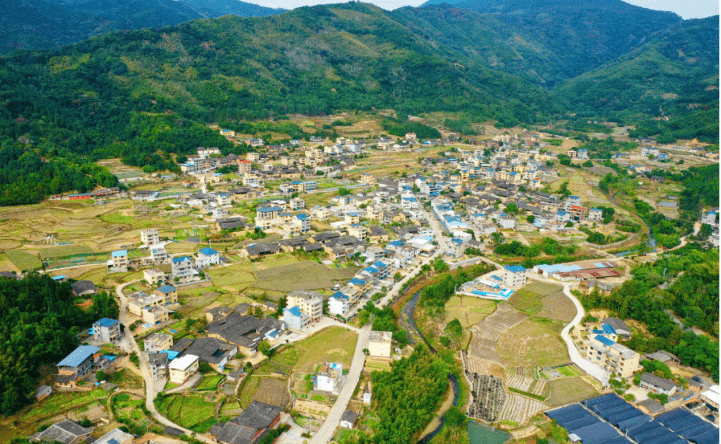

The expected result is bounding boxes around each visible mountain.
[0,2,557,205]
[420,0,682,84]
[0,0,284,54]
[556,16,719,143]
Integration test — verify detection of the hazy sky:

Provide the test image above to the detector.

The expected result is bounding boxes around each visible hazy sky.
[255,0,719,19]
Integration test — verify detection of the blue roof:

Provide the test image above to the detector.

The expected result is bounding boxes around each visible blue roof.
[557,210,568,215]
[287,306,302,317]
[157,285,176,294]
[52,275,66,281]
[291,181,302,184]
[94,318,118,327]
[363,267,379,274]
[350,278,367,286]
[332,291,349,300]
[257,206,282,213]
[58,345,99,368]
[165,350,180,360]
[296,214,309,220]
[602,323,617,335]
[373,261,387,268]
[569,195,579,199]
[505,265,526,273]
[595,335,616,346]
[172,256,191,263]
[347,211,360,217]
[388,240,403,247]
[199,247,218,256]
[112,250,127,257]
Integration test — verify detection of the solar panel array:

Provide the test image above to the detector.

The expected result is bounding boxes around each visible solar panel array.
[546,394,719,444]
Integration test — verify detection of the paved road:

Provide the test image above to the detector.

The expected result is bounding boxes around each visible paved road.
[115,281,215,443]
[528,275,609,386]
[310,324,371,444]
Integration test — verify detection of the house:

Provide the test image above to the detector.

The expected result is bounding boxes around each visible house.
[154,285,179,303]
[172,256,198,282]
[143,305,170,325]
[71,280,96,296]
[328,292,350,316]
[95,428,134,444]
[503,265,527,289]
[588,208,603,222]
[183,338,238,372]
[206,306,233,322]
[286,290,323,322]
[640,373,678,396]
[284,306,310,331]
[148,352,169,380]
[498,216,516,230]
[315,363,343,393]
[29,420,92,444]
[340,410,358,429]
[641,146,660,158]
[207,314,285,354]
[55,345,102,387]
[368,331,392,358]
[214,401,282,444]
[255,206,283,230]
[646,350,681,366]
[602,317,631,339]
[140,228,160,246]
[144,332,173,352]
[108,249,128,273]
[92,318,121,343]
[196,247,220,268]
[586,335,640,378]
[168,354,199,384]
[144,268,165,286]
[150,247,169,264]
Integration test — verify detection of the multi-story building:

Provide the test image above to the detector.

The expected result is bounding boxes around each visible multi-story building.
[142,305,170,325]
[586,334,640,378]
[140,228,160,246]
[92,318,121,343]
[328,292,350,316]
[196,247,220,268]
[283,306,310,330]
[147,352,169,380]
[315,363,343,393]
[109,250,128,273]
[503,265,527,289]
[144,332,173,352]
[150,247,169,264]
[255,206,282,230]
[168,354,199,384]
[286,290,323,322]
[171,256,197,282]
[588,208,603,222]
[153,285,178,303]
[55,345,103,387]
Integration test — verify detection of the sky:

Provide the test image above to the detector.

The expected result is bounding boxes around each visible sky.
[253,0,719,19]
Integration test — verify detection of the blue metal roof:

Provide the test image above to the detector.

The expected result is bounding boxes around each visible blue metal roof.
[57,345,99,368]
[199,247,218,256]
[111,250,127,257]
[331,291,349,300]
[504,265,526,273]
[172,256,190,263]
[257,206,282,213]
[296,214,309,220]
[94,318,118,327]
[157,285,176,294]
[602,323,617,335]
[350,278,367,286]
[287,306,302,317]
[373,261,387,268]
[595,335,616,346]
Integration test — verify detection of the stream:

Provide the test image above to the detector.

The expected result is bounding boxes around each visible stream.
[401,291,460,443]
[611,190,657,248]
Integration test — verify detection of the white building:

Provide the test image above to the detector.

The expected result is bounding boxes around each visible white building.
[368,331,392,358]
[168,354,199,384]
[328,291,350,316]
[503,265,527,289]
[315,363,343,393]
[196,247,220,268]
[140,228,160,246]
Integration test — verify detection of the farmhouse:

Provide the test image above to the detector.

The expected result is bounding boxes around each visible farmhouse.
[368,331,392,358]
[183,337,238,372]
[640,373,678,396]
[168,354,199,384]
[214,401,282,444]
[92,318,121,343]
[29,420,92,444]
[207,314,285,354]
[145,332,173,352]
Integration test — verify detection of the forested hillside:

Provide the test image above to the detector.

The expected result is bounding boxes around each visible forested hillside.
[432,0,681,83]
[557,17,719,143]
[0,0,284,54]
[0,274,119,415]
[0,2,556,205]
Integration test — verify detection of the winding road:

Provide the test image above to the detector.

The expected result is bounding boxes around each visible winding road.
[116,280,215,443]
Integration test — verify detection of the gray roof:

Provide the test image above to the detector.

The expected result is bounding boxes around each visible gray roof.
[183,338,236,364]
[640,372,677,391]
[341,410,358,424]
[638,398,665,414]
[216,401,282,444]
[32,420,91,444]
[0,271,18,279]
[71,280,97,295]
[171,337,193,352]
[603,317,630,334]
[216,422,257,444]
[147,352,169,366]
[234,303,251,314]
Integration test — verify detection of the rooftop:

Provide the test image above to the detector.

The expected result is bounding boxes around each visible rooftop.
[57,345,99,368]
[168,354,199,371]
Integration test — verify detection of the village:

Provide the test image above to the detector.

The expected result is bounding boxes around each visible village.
[0,121,718,444]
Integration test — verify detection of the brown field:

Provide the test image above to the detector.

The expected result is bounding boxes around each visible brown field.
[250,377,290,408]
[445,296,497,328]
[497,318,569,368]
[546,378,599,407]
[536,291,577,323]
[252,261,358,292]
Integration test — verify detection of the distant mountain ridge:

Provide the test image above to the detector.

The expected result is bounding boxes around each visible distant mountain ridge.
[0,0,285,54]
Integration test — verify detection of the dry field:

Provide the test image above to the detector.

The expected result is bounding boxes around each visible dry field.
[497,318,569,368]
[250,377,290,408]
[498,393,547,426]
[467,303,527,365]
[253,260,357,293]
[546,377,599,407]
